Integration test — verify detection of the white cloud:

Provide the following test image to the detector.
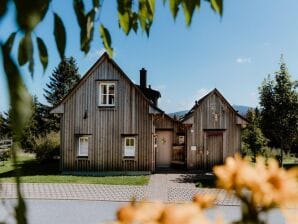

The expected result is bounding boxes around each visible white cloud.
[236,57,251,64]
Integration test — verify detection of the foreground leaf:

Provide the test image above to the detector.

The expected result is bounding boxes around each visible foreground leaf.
[36,37,48,72]
[5,32,17,52]
[17,33,33,66]
[169,0,181,19]
[53,13,66,59]
[210,0,223,16]
[117,0,133,35]
[14,0,50,31]
[181,0,199,26]
[1,44,32,137]
[99,24,113,57]
[0,0,9,18]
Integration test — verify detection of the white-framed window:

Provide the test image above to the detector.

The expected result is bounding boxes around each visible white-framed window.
[78,136,89,157]
[99,82,115,106]
[123,137,136,158]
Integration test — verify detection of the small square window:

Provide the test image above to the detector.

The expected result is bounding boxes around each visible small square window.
[123,137,136,158]
[78,136,89,157]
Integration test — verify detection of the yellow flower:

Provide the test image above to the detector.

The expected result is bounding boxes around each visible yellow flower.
[193,194,216,209]
[117,201,164,224]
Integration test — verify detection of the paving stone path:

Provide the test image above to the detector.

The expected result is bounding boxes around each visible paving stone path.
[0,174,240,205]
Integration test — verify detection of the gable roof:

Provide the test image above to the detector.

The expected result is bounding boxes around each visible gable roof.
[51,52,164,114]
[182,88,248,122]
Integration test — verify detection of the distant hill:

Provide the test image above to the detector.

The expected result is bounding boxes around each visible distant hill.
[169,105,251,119]
[233,105,251,116]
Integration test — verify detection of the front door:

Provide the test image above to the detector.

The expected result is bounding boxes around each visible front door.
[156,130,173,167]
[206,132,223,169]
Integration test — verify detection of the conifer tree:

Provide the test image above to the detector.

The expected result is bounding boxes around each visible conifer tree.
[44,57,80,106]
[44,57,80,131]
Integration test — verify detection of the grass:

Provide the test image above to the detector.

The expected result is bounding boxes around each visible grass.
[0,153,149,185]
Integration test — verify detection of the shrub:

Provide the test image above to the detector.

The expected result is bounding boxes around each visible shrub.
[34,132,60,162]
[0,149,10,162]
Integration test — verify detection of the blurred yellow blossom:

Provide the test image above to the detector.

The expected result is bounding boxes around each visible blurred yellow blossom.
[193,194,216,209]
[214,154,298,209]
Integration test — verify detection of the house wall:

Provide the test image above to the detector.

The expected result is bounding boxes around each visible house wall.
[60,58,154,173]
[154,115,185,145]
[186,92,242,170]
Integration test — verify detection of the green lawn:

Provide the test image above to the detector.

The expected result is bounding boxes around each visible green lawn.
[0,153,149,185]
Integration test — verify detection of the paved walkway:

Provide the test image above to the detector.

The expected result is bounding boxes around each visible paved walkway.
[0,174,240,205]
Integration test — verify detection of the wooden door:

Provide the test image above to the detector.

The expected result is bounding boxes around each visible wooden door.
[206,132,223,169]
[156,131,173,167]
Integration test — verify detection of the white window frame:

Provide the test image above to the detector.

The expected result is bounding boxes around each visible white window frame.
[78,136,89,157]
[123,137,136,158]
[99,82,116,107]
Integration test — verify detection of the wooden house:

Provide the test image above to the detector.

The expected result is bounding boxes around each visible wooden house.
[51,53,247,174]
[182,89,247,170]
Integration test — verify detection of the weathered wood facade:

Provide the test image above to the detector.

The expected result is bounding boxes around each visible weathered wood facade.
[52,53,162,174]
[52,53,247,173]
[182,89,247,170]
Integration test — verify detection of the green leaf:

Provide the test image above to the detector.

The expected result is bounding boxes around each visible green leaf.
[5,32,17,52]
[36,37,48,72]
[29,55,34,77]
[17,33,33,66]
[99,24,113,57]
[169,0,181,19]
[181,0,199,26]
[1,44,32,138]
[14,0,50,31]
[0,0,9,18]
[117,0,132,35]
[81,9,95,54]
[92,0,100,8]
[138,0,155,36]
[53,13,66,59]
[73,0,86,28]
[210,0,223,16]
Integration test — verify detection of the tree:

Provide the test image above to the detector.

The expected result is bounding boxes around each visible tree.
[242,108,267,162]
[259,55,298,165]
[0,112,10,139]
[43,57,80,132]
[44,57,80,107]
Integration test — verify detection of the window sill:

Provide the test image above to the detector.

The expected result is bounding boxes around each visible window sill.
[97,106,116,110]
[77,156,89,160]
[123,157,136,161]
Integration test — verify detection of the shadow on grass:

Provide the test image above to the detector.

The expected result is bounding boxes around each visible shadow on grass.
[0,159,60,178]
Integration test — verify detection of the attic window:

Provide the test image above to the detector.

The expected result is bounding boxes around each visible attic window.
[99,82,115,106]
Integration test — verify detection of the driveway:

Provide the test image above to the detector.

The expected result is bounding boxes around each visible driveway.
[0,173,239,205]
[0,174,293,224]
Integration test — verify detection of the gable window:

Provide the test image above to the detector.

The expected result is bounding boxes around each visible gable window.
[99,82,115,106]
[78,136,89,157]
[123,137,136,158]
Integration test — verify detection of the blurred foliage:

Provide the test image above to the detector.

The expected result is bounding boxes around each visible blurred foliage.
[34,132,60,162]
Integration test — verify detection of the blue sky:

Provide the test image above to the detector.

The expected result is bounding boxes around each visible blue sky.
[1,0,298,113]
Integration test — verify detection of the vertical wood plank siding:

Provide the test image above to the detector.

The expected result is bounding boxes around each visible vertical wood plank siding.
[61,58,154,172]
[186,92,242,170]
